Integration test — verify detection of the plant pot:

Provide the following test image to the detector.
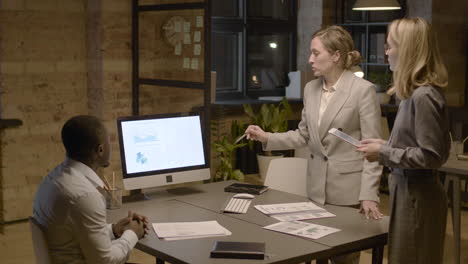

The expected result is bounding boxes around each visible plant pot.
[236,141,262,174]
[257,154,284,182]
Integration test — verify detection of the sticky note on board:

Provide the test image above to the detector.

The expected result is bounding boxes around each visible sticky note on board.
[183,58,190,69]
[194,44,201,56]
[194,31,201,42]
[196,16,203,27]
[190,58,199,70]
[183,33,191,44]
[183,22,191,33]
[174,43,182,55]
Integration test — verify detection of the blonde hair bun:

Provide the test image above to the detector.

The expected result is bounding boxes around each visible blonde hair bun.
[346,50,362,69]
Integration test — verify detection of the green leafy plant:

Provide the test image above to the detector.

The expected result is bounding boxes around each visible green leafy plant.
[368,71,392,92]
[211,118,247,182]
[243,97,293,156]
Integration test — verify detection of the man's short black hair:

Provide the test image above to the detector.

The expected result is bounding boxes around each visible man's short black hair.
[61,115,106,159]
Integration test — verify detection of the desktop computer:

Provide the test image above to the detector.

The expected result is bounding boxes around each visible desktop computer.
[117,112,210,197]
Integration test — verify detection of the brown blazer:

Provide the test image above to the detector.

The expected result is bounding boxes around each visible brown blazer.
[264,70,383,205]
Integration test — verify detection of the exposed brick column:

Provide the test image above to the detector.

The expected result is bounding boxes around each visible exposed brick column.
[0,0,88,221]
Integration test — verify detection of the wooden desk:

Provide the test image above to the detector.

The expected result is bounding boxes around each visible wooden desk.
[440,158,468,264]
[108,181,388,264]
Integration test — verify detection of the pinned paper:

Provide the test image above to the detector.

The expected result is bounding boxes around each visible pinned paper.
[194,44,201,56]
[183,33,191,44]
[190,58,199,70]
[194,31,201,42]
[183,22,191,33]
[196,16,203,28]
[174,43,182,55]
[183,58,190,69]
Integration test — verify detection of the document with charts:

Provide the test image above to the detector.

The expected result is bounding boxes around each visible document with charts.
[263,221,340,239]
[254,202,335,221]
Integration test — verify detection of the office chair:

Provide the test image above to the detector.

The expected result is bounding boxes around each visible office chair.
[265,157,315,264]
[264,157,308,197]
[29,217,51,264]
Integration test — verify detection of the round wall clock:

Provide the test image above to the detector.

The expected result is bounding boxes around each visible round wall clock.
[161,16,186,47]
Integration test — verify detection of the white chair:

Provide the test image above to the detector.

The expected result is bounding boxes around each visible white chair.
[29,217,51,264]
[264,157,313,264]
[264,157,308,197]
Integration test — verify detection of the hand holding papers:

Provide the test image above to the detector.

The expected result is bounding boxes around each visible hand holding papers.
[254,202,335,221]
[328,128,360,147]
[152,221,231,241]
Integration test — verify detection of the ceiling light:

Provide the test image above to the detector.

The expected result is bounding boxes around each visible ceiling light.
[352,0,401,11]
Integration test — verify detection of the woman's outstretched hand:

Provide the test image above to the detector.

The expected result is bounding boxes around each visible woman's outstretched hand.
[245,125,268,143]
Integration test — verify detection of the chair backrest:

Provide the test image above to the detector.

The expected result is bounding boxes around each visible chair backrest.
[264,157,308,197]
[29,217,51,264]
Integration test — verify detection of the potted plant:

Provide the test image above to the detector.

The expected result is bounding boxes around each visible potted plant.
[211,119,247,182]
[243,97,293,180]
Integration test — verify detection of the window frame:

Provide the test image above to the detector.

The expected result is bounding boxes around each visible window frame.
[212,0,297,101]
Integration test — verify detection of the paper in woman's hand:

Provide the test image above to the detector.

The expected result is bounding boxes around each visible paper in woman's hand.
[328,128,360,147]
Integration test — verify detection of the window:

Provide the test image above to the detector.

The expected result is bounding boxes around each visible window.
[337,0,405,92]
[212,0,297,100]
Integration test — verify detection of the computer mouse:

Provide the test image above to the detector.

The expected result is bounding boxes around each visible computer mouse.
[233,193,255,199]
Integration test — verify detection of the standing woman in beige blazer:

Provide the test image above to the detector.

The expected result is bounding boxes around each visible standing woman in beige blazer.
[358,17,449,264]
[246,25,383,264]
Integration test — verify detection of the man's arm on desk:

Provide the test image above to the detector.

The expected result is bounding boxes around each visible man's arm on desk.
[71,192,141,264]
[112,210,150,238]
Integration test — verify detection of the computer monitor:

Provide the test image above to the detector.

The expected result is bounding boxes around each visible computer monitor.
[117,112,210,191]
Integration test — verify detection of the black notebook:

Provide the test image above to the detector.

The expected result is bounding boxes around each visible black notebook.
[210,241,265,259]
[224,183,269,195]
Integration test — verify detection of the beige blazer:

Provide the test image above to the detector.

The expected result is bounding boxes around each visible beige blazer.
[265,70,382,205]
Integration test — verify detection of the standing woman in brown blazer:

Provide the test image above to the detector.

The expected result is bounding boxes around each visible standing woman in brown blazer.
[246,25,383,264]
[358,17,450,264]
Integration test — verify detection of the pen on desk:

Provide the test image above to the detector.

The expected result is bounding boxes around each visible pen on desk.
[234,134,247,144]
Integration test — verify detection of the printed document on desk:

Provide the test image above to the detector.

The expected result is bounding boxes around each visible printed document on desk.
[152,221,231,241]
[264,221,340,239]
[254,202,335,221]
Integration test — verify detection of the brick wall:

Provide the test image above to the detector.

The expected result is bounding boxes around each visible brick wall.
[0,0,88,222]
[408,0,467,106]
[0,0,205,222]
[432,0,467,106]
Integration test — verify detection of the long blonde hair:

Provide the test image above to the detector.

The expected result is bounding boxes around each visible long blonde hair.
[387,17,448,99]
[312,25,362,70]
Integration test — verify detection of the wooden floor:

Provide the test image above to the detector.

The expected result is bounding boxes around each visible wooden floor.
[1,194,467,264]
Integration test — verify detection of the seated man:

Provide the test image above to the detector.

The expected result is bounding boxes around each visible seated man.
[33,115,148,264]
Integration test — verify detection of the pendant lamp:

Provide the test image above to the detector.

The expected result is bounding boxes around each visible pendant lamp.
[352,0,401,11]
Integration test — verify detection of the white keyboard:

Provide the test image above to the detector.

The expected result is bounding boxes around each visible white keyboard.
[223,198,252,214]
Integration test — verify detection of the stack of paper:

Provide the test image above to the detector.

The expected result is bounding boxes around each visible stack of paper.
[264,221,340,240]
[152,221,231,241]
[254,202,335,221]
